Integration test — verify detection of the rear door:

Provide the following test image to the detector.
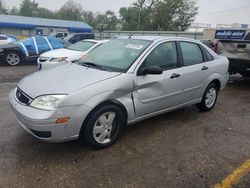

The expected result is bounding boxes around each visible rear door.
[177,41,205,103]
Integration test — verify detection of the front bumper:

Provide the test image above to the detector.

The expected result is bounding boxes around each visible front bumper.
[37,61,68,70]
[9,89,91,142]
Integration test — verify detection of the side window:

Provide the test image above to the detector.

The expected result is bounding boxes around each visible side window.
[80,34,87,40]
[201,46,214,62]
[0,36,7,40]
[180,42,203,66]
[64,33,68,37]
[56,33,63,38]
[69,35,80,43]
[144,42,178,70]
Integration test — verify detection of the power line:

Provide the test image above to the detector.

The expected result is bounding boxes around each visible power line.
[199,5,250,15]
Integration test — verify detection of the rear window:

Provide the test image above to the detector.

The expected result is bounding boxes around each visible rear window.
[67,41,96,51]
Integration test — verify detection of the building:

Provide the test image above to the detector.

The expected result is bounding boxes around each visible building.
[0,14,93,38]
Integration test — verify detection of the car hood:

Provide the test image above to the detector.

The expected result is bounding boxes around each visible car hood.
[40,48,85,59]
[18,63,121,98]
[0,43,18,49]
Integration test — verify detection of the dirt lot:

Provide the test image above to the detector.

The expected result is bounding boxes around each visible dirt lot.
[0,65,250,188]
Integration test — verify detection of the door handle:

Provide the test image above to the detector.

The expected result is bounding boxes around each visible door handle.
[202,66,208,71]
[170,73,180,79]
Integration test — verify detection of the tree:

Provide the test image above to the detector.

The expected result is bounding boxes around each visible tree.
[152,0,198,31]
[119,0,159,31]
[9,7,19,15]
[36,7,55,19]
[82,11,96,28]
[58,0,83,21]
[0,0,8,14]
[19,0,38,17]
[133,0,159,30]
[119,0,198,31]
[95,10,118,30]
[119,7,139,30]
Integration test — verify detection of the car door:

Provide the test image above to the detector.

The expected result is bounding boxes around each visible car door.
[199,45,217,84]
[133,41,184,118]
[0,36,7,44]
[177,41,206,103]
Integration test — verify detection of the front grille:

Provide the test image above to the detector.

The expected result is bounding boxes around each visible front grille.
[16,88,32,105]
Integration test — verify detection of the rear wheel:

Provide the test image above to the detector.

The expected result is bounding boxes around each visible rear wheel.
[5,51,21,66]
[81,104,126,149]
[197,83,218,112]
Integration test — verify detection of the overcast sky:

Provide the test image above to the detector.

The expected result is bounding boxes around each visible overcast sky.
[3,0,250,25]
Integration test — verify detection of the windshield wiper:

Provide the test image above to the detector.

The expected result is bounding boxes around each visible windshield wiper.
[80,62,104,70]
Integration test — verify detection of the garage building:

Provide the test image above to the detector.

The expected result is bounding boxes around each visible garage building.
[0,14,93,38]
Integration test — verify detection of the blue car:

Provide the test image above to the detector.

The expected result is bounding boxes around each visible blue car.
[0,36,64,66]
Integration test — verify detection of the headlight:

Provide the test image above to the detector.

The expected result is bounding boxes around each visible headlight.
[30,95,66,111]
[50,57,67,62]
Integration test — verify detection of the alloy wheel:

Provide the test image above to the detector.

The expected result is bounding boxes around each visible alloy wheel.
[6,53,20,66]
[205,87,217,108]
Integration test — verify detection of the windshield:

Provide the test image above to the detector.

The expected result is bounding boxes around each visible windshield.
[79,38,151,72]
[67,41,96,51]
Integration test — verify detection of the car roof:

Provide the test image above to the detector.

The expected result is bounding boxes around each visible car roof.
[81,39,109,43]
[117,35,200,43]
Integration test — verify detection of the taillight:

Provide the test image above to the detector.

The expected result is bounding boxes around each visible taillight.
[213,41,218,54]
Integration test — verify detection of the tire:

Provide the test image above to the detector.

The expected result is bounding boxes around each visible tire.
[197,83,218,112]
[5,51,21,66]
[81,104,126,149]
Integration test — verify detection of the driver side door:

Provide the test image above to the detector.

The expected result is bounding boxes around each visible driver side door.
[133,41,184,119]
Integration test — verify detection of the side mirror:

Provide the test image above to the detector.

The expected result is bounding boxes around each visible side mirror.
[140,66,163,75]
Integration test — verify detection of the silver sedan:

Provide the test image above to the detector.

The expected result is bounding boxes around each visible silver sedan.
[9,36,229,149]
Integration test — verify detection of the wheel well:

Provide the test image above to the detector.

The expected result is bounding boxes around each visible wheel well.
[209,79,221,90]
[79,100,128,136]
[5,50,23,60]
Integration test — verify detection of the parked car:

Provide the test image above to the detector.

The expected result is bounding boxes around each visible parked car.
[9,36,229,149]
[0,35,17,45]
[37,39,108,70]
[63,33,95,46]
[50,32,69,39]
[214,32,250,77]
[0,36,64,66]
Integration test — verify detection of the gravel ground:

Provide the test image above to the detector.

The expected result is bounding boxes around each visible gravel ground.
[0,65,249,188]
[0,65,37,83]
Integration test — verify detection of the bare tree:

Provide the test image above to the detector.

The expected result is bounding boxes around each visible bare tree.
[133,0,159,30]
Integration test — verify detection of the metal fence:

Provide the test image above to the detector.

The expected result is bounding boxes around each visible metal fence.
[94,30,204,40]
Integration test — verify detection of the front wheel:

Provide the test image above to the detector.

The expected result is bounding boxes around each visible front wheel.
[5,51,21,66]
[81,104,126,149]
[197,83,218,112]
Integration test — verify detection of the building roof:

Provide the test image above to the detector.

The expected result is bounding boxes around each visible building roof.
[0,14,93,32]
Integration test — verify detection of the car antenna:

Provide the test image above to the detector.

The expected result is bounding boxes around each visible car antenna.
[128,32,136,39]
